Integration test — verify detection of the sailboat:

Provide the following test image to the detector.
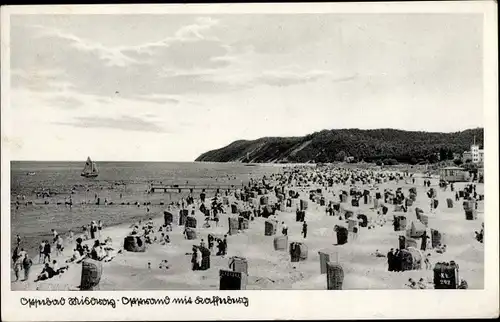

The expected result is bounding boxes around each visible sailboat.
[81,156,99,178]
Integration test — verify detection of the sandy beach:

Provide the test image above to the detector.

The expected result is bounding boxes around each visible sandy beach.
[10,166,484,291]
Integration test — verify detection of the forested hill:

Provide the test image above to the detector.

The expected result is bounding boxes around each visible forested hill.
[195,128,484,164]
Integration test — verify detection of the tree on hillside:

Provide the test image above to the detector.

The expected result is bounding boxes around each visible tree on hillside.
[428,154,439,164]
[463,162,478,172]
[439,148,447,161]
[316,151,328,163]
[335,150,347,162]
[447,150,454,160]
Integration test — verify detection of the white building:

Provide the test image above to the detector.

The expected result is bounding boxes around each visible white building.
[471,144,479,163]
[463,136,484,164]
[470,144,484,164]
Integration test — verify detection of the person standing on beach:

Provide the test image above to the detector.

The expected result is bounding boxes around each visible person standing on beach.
[43,240,51,264]
[207,235,214,252]
[13,255,23,282]
[98,221,103,238]
[421,231,428,251]
[387,248,394,271]
[281,222,288,236]
[17,248,27,261]
[423,253,432,270]
[196,247,203,268]
[302,221,308,239]
[223,235,228,255]
[393,249,401,272]
[12,245,20,265]
[82,225,89,240]
[214,212,219,227]
[39,241,46,264]
[22,254,33,281]
[191,246,199,270]
[90,221,97,239]
[16,234,21,246]
[51,229,58,243]
[216,239,223,256]
[56,235,64,257]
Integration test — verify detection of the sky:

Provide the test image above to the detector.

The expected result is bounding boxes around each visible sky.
[7,14,484,161]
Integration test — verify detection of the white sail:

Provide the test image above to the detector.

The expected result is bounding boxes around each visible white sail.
[82,157,93,173]
[91,161,98,174]
[82,156,98,177]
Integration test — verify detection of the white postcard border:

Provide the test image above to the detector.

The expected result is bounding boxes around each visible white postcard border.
[1,2,498,321]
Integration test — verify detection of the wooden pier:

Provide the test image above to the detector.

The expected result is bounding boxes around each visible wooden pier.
[149,183,245,193]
